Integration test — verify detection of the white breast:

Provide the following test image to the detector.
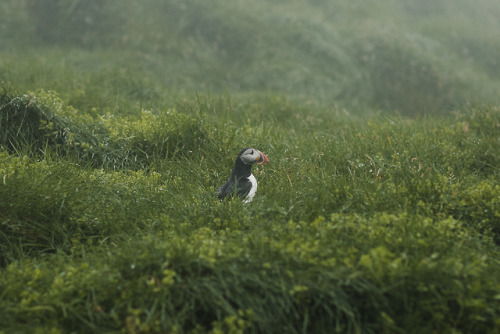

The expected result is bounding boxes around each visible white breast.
[244,174,258,203]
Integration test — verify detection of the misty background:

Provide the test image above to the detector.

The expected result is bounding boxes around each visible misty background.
[1,0,499,115]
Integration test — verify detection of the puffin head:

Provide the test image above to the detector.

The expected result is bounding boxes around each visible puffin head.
[238,147,270,166]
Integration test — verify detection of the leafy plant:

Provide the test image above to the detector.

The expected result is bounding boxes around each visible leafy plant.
[1,1,500,332]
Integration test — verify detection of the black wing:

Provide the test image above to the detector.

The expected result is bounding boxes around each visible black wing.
[217,178,252,199]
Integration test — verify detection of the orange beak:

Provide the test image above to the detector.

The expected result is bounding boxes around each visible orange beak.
[257,151,269,165]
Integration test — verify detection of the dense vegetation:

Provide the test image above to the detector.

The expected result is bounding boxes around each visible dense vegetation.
[1,0,499,333]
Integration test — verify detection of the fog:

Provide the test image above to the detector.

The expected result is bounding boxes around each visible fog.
[1,0,499,114]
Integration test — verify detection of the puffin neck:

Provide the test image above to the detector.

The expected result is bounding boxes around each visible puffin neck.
[231,158,252,179]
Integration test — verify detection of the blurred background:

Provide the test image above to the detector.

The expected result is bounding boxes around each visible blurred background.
[1,0,499,115]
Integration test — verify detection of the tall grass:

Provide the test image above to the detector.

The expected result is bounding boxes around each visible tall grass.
[1,0,500,113]
[1,82,499,332]
[1,0,500,332]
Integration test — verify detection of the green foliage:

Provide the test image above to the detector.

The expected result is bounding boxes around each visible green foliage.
[0,85,68,153]
[1,81,499,332]
[2,0,500,113]
[1,1,500,332]
[0,87,211,169]
[0,214,499,333]
[100,108,210,162]
[350,31,470,113]
[26,0,126,47]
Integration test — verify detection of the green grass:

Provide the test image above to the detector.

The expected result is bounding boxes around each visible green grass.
[2,0,500,114]
[1,85,499,333]
[1,1,500,333]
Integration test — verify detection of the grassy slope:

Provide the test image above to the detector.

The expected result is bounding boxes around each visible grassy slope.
[1,87,499,333]
[1,0,500,333]
[1,0,500,114]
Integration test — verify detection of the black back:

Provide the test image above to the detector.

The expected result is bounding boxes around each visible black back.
[217,149,254,199]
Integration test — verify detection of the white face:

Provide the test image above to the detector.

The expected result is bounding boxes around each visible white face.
[239,148,261,165]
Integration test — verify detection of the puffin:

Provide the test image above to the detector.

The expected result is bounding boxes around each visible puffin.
[217,147,269,203]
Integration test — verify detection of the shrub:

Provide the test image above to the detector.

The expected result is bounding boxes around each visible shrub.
[1,214,499,333]
[0,85,212,169]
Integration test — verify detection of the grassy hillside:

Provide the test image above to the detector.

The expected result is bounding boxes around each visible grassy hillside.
[1,84,499,333]
[1,0,500,114]
[1,1,500,333]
